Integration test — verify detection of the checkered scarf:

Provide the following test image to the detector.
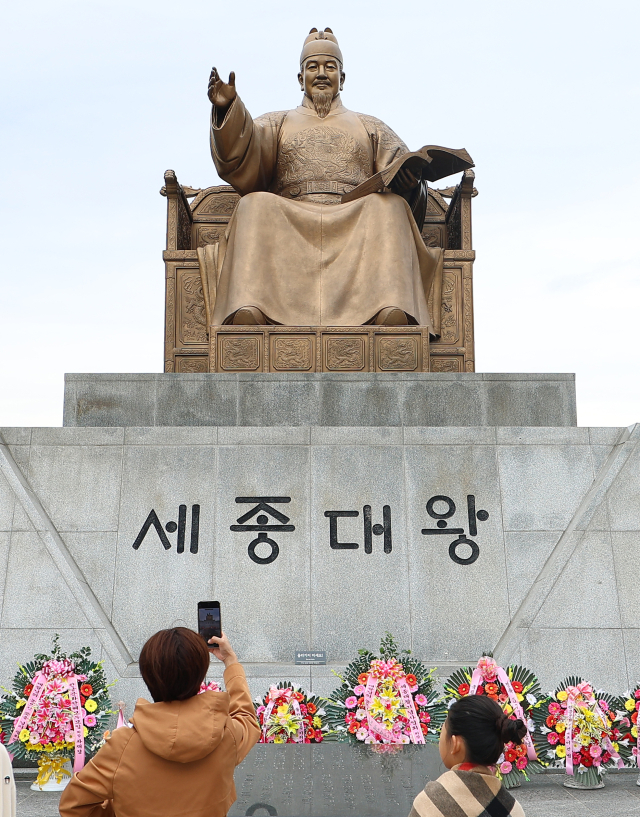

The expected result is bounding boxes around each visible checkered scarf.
[410,769,525,817]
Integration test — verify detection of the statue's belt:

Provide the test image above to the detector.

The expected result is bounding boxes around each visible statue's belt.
[279,181,357,198]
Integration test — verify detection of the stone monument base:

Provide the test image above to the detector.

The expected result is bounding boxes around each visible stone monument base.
[209,325,430,373]
[62,372,577,428]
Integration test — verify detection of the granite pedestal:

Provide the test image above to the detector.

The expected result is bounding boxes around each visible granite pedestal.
[62,373,577,428]
[1,368,639,701]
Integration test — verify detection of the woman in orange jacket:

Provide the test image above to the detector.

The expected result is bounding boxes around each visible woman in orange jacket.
[59,628,260,817]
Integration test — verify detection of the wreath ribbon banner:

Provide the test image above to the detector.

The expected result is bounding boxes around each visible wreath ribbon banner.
[564,687,623,776]
[261,686,306,743]
[364,673,425,744]
[469,665,537,762]
[9,669,86,773]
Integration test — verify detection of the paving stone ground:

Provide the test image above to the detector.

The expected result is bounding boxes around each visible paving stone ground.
[14,772,640,817]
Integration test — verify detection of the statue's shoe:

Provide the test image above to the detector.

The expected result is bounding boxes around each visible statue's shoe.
[232,306,269,325]
[374,307,409,326]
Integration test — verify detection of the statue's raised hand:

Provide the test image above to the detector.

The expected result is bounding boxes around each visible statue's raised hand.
[208,67,236,110]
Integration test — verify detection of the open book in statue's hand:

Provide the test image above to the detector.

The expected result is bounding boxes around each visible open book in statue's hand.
[341,146,474,203]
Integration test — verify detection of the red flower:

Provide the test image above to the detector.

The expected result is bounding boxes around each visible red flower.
[558,733,565,745]
[512,681,523,694]
[458,683,470,696]
[306,727,316,740]
[504,748,517,762]
[315,732,324,743]
[420,712,431,723]
[485,683,499,695]
[24,684,34,696]
[307,702,317,715]
[80,684,93,697]
[546,715,558,728]
[420,723,429,735]
[80,696,86,706]
[475,687,484,695]
[405,675,418,688]
[487,694,498,701]
[348,721,359,734]
[582,755,593,767]
[631,712,637,725]
[357,673,369,685]
[357,697,365,707]
[602,751,611,763]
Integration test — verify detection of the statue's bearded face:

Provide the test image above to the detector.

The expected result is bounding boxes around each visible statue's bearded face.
[298,56,345,118]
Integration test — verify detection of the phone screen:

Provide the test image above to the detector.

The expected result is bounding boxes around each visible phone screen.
[198,602,221,642]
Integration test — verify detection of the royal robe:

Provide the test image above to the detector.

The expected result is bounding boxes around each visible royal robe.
[209,95,441,328]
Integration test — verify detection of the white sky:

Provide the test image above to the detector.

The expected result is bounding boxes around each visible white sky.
[1,0,638,428]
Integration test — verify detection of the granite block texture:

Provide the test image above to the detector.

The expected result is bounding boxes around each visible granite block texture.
[63,373,578,428]
[0,420,638,696]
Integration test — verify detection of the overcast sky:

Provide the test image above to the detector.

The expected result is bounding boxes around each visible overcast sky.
[1,0,638,428]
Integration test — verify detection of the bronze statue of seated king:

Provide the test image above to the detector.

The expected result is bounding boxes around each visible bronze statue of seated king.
[206,28,469,330]
[161,28,477,375]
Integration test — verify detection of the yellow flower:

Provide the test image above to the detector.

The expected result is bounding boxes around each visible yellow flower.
[276,705,289,716]
[631,726,638,738]
[504,704,513,715]
[16,699,26,709]
[19,729,30,742]
[66,741,75,749]
[516,694,524,702]
[313,716,322,728]
[557,691,568,702]
[612,742,619,752]
[55,741,64,750]
[555,722,566,733]
[625,699,636,712]
[555,745,566,758]
[580,734,591,746]
[273,736,284,744]
[84,699,98,713]
[44,743,53,752]
[83,726,89,737]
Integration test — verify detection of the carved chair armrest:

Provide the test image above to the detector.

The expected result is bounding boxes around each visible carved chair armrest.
[443,169,476,251]
[161,169,193,251]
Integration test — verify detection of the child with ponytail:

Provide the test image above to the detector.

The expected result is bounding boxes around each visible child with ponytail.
[410,695,527,817]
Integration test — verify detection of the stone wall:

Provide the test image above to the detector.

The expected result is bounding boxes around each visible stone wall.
[1,423,638,703]
[63,373,578,428]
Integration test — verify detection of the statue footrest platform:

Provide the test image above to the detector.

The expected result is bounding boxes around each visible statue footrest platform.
[209,326,430,373]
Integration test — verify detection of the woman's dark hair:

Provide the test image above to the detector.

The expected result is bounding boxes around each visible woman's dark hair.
[139,627,210,702]
[447,695,528,765]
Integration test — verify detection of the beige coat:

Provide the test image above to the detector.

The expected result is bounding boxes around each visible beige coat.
[59,663,259,817]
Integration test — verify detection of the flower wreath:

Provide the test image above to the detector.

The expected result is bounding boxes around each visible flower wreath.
[255,683,328,743]
[442,657,547,789]
[0,637,113,786]
[325,633,446,745]
[621,682,640,767]
[532,676,631,787]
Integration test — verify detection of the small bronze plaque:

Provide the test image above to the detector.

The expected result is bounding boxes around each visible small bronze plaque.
[325,336,365,371]
[273,337,313,371]
[378,337,418,371]
[220,336,260,371]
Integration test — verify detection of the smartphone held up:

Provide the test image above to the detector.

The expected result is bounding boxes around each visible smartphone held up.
[198,601,222,645]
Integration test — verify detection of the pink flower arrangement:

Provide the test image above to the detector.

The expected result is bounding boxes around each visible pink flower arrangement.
[325,638,447,745]
[477,656,498,681]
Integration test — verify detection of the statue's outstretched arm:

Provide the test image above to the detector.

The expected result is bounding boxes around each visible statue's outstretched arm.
[208,67,281,196]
